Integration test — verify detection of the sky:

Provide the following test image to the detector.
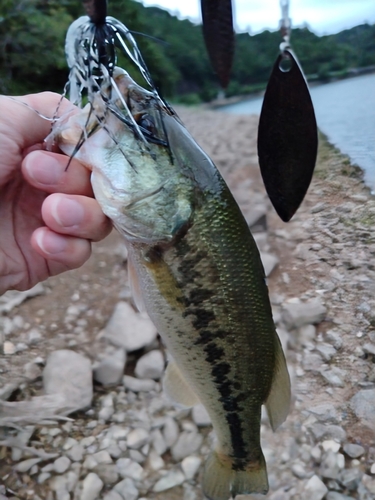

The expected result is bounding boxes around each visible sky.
[138,0,375,35]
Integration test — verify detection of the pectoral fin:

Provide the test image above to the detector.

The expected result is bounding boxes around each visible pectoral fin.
[163,360,200,408]
[265,335,291,431]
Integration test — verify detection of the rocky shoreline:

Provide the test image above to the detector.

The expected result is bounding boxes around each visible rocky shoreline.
[0,107,374,500]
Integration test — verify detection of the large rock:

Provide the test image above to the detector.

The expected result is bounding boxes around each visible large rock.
[282,299,326,329]
[103,302,157,352]
[43,350,93,412]
[301,475,328,500]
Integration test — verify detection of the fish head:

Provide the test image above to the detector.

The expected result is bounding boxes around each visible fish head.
[50,68,192,244]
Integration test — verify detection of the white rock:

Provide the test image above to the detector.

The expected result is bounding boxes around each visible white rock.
[322,440,341,453]
[116,458,144,481]
[103,302,157,351]
[24,361,42,381]
[38,472,51,484]
[192,404,211,427]
[43,350,93,412]
[153,469,185,492]
[15,458,41,472]
[151,429,167,456]
[94,349,126,386]
[171,431,204,461]
[181,456,202,480]
[114,478,139,500]
[103,491,123,500]
[53,456,71,474]
[260,252,279,277]
[83,456,98,470]
[93,451,113,465]
[28,328,42,345]
[66,444,84,462]
[63,437,78,450]
[65,471,79,492]
[370,463,375,474]
[123,376,156,392]
[3,341,16,355]
[301,475,328,500]
[282,299,326,329]
[350,389,375,428]
[163,417,179,448]
[81,472,103,500]
[127,428,149,449]
[148,449,165,471]
[134,350,165,380]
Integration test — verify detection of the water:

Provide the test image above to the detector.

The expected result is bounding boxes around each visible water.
[220,73,375,191]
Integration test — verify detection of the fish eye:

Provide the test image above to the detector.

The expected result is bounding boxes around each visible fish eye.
[139,113,156,135]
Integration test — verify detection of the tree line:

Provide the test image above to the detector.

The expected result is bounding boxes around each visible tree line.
[1,0,374,102]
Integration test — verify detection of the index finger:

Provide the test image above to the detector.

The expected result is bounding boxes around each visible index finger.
[0,92,75,151]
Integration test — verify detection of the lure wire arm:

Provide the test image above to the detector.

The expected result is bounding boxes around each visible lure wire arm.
[279,0,291,50]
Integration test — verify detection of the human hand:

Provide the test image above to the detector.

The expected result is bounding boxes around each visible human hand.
[0,92,112,294]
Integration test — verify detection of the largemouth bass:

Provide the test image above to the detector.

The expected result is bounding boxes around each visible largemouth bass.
[51,63,290,498]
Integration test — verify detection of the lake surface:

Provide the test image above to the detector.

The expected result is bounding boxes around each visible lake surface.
[220,73,375,192]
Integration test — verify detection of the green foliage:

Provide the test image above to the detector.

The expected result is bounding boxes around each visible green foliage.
[1,0,374,100]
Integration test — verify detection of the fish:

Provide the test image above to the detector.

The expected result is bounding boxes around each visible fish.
[50,16,291,499]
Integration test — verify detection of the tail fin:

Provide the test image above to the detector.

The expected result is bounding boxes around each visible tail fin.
[202,450,269,500]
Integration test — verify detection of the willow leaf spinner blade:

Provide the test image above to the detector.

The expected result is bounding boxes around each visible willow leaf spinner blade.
[258,0,318,222]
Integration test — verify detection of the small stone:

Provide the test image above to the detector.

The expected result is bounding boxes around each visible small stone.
[192,404,211,427]
[15,458,41,472]
[153,469,185,492]
[81,472,103,500]
[114,478,138,500]
[297,324,316,345]
[350,389,375,428]
[307,403,338,423]
[291,462,310,479]
[66,444,84,462]
[83,456,98,470]
[43,350,93,412]
[53,456,71,474]
[63,437,78,450]
[103,491,123,500]
[134,350,165,380]
[322,441,341,453]
[339,468,363,490]
[163,417,179,448]
[171,431,204,461]
[362,474,375,494]
[94,464,119,484]
[38,472,51,484]
[321,370,344,388]
[129,449,146,464]
[28,328,42,345]
[98,405,115,421]
[315,344,336,361]
[320,450,340,479]
[23,361,42,381]
[93,451,113,465]
[116,458,144,481]
[260,253,279,277]
[127,428,149,449]
[310,424,346,443]
[123,376,156,392]
[301,475,328,500]
[94,349,126,386]
[371,463,375,474]
[148,449,165,471]
[343,443,365,458]
[282,299,326,329]
[181,456,202,480]
[151,429,167,456]
[103,302,157,351]
[3,341,16,355]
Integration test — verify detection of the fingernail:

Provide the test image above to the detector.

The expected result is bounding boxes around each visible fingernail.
[25,152,62,185]
[51,196,85,228]
[36,230,68,254]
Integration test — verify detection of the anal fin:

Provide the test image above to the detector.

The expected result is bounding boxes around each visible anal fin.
[265,333,291,431]
[163,360,200,408]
